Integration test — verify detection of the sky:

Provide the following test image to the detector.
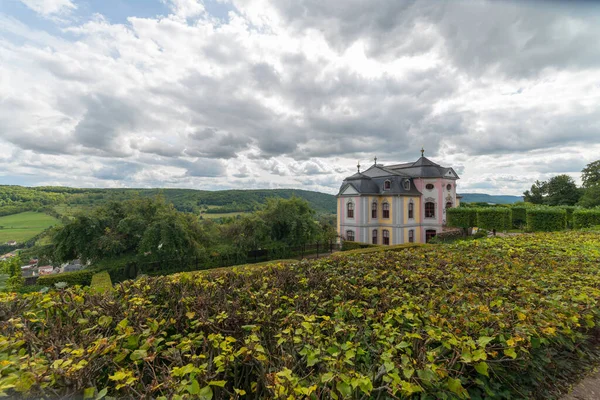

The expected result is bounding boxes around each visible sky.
[1,0,599,196]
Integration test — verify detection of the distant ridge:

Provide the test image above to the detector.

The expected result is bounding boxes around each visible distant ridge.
[459,193,523,204]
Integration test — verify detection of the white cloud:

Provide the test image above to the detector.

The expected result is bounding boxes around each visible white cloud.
[1,0,599,195]
[19,0,76,16]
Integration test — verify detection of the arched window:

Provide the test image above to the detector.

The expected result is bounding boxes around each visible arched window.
[372,229,378,245]
[382,202,390,219]
[408,229,414,243]
[425,202,435,218]
[446,183,452,191]
[383,230,390,245]
[408,202,414,219]
[372,202,378,219]
[425,183,434,190]
[403,180,410,190]
[346,230,355,242]
[347,202,354,218]
[384,180,391,190]
[446,202,452,209]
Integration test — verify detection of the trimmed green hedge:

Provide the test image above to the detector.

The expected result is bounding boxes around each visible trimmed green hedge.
[336,243,425,255]
[560,206,577,228]
[90,271,113,293]
[573,209,600,229]
[341,241,379,251]
[477,208,511,233]
[37,269,96,287]
[526,208,567,232]
[447,208,477,231]
[511,206,527,228]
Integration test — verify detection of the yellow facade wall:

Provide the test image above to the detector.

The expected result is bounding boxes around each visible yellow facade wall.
[403,196,421,224]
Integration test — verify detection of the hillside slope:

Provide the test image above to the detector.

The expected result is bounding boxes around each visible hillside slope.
[459,192,523,204]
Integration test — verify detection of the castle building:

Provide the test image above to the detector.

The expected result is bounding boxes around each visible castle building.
[336,150,461,244]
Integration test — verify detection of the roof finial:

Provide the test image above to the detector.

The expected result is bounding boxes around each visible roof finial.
[357,161,361,173]
[374,156,377,166]
[421,147,425,157]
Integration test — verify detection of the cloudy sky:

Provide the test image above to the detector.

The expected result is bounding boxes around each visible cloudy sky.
[1,0,599,195]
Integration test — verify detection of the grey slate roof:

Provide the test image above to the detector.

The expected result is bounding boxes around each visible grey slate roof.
[337,156,459,196]
[338,165,421,196]
[386,156,459,179]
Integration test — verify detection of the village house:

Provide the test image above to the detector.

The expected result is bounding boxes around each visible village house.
[336,150,461,244]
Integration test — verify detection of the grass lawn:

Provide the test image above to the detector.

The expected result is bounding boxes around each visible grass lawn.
[0,212,60,244]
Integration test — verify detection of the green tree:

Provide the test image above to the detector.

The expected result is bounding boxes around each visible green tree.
[545,175,581,206]
[258,197,319,247]
[582,160,600,188]
[523,180,547,204]
[579,185,600,208]
[5,256,24,291]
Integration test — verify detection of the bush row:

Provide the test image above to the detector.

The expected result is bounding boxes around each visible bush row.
[3,232,600,398]
[573,209,600,229]
[36,269,96,287]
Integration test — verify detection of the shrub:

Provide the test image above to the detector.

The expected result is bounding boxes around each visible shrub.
[90,271,113,293]
[446,208,477,234]
[337,242,424,255]
[428,229,464,244]
[573,209,600,229]
[560,206,577,228]
[37,269,96,287]
[341,241,379,251]
[3,232,600,399]
[526,207,567,232]
[511,206,527,228]
[477,207,511,234]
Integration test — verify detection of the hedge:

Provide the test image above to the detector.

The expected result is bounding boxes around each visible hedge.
[560,206,577,228]
[476,207,511,234]
[573,209,600,229]
[511,206,527,228]
[446,207,477,233]
[37,269,96,287]
[338,242,425,255]
[341,241,379,251]
[526,207,567,232]
[90,271,113,293]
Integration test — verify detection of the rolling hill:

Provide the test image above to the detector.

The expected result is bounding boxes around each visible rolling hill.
[458,193,523,204]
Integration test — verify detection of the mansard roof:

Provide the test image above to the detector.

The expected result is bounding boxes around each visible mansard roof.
[386,156,460,179]
[337,165,421,196]
[337,154,459,196]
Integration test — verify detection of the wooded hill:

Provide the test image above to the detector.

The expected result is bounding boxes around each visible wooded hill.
[0,186,337,216]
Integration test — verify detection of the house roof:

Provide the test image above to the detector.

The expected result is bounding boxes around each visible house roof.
[385,156,460,179]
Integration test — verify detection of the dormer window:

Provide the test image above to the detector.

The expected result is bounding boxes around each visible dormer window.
[425,183,434,190]
[403,180,410,190]
[384,180,391,190]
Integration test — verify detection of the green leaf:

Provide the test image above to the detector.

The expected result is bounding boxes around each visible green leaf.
[477,336,494,347]
[321,372,335,383]
[83,387,96,399]
[208,381,226,387]
[336,381,352,398]
[95,388,108,400]
[447,377,468,398]
[504,348,517,359]
[187,379,200,395]
[98,315,113,327]
[474,361,489,377]
[130,349,148,361]
[198,385,213,400]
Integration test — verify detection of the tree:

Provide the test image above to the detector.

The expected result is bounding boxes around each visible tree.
[4,256,24,291]
[545,175,581,206]
[582,160,600,188]
[258,197,319,247]
[579,185,600,208]
[523,180,547,204]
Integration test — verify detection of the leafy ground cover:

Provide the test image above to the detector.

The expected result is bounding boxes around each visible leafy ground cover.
[0,212,60,244]
[1,232,600,399]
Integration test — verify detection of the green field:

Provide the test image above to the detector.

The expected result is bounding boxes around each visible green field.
[0,212,60,244]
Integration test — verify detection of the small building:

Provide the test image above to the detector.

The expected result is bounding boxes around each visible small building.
[38,265,54,275]
[6,241,17,246]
